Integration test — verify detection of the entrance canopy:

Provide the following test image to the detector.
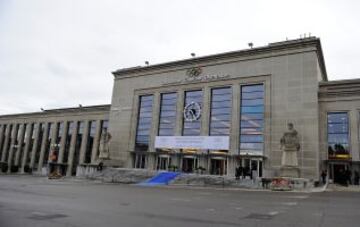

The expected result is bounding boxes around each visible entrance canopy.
[155,136,229,150]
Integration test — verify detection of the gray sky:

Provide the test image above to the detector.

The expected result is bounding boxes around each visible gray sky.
[1,0,359,114]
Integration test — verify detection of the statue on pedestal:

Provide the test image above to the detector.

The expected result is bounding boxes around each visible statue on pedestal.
[98,129,112,160]
[280,123,300,167]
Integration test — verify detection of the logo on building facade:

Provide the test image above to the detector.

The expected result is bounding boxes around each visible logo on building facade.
[184,102,201,121]
[186,67,202,78]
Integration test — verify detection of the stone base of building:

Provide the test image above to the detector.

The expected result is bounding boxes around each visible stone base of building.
[280,166,300,178]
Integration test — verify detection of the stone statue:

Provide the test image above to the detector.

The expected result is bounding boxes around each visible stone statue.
[280,123,300,167]
[98,129,112,160]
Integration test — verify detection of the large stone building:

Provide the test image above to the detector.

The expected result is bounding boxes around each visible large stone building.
[0,37,359,183]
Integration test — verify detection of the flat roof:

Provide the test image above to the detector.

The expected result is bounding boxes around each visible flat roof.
[0,104,110,119]
[112,37,327,81]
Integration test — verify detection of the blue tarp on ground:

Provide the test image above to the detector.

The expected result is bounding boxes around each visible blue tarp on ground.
[138,172,181,186]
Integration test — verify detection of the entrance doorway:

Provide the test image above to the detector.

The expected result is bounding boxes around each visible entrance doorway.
[329,163,349,184]
[210,158,227,175]
[134,154,146,169]
[182,156,198,173]
[238,158,263,178]
[157,155,170,170]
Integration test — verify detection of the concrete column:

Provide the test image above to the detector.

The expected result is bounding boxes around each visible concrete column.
[230,84,241,155]
[147,153,156,170]
[91,120,102,163]
[201,87,210,136]
[175,89,184,136]
[1,124,11,162]
[37,122,50,170]
[50,122,59,160]
[66,121,78,176]
[79,120,90,164]
[21,123,33,171]
[227,157,235,177]
[58,122,68,163]
[350,110,360,161]
[8,124,19,171]
[0,125,4,158]
[29,123,40,169]
[200,87,211,172]
[14,124,26,166]
[149,92,160,153]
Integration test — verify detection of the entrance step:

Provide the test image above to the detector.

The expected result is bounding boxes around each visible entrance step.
[138,172,181,186]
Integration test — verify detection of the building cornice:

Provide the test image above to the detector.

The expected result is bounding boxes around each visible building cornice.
[112,37,328,81]
[0,104,110,119]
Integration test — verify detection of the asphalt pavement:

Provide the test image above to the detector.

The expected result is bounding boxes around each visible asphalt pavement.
[0,175,360,227]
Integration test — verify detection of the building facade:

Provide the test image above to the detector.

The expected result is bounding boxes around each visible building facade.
[0,105,109,176]
[0,37,359,182]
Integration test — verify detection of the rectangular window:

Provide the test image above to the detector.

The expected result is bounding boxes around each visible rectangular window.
[240,84,264,155]
[4,124,13,161]
[0,124,6,158]
[18,124,28,165]
[43,123,54,164]
[135,95,154,151]
[63,121,74,163]
[56,122,64,144]
[72,121,84,175]
[183,90,203,136]
[33,123,44,169]
[210,87,232,136]
[134,154,146,169]
[85,120,96,163]
[158,93,177,136]
[327,112,350,159]
[25,123,35,166]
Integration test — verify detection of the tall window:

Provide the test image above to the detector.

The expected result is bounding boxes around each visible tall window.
[210,87,232,136]
[43,123,54,164]
[72,121,84,174]
[97,119,109,157]
[158,93,177,136]
[4,124,13,161]
[63,121,74,163]
[240,84,264,155]
[135,95,154,151]
[56,122,64,145]
[85,120,96,163]
[183,90,203,136]
[18,124,28,165]
[0,124,6,158]
[34,123,44,169]
[25,123,35,166]
[327,112,350,159]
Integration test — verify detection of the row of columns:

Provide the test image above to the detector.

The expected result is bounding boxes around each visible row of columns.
[0,119,105,176]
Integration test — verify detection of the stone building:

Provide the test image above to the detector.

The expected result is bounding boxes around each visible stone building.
[0,37,359,183]
[0,105,109,176]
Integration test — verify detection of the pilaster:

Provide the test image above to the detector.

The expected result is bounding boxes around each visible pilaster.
[58,122,68,163]
[79,120,90,164]
[66,121,78,176]
[91,120,102,163]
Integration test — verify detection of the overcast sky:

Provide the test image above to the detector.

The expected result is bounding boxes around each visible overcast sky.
[0,0,359,114]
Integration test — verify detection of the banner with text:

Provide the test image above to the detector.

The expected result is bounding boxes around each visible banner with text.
[155,136,229,150]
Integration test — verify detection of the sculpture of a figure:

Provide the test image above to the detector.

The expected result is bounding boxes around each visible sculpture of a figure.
[98,129,112,160]
[280,123,300,167]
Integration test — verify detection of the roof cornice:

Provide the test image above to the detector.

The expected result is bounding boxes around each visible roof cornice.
[112,37,328,81]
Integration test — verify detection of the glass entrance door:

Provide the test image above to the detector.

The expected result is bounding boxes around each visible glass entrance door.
[157,156,170,170]
[182,157,198,173]
[238,158,263,178]
[210,158,227,175]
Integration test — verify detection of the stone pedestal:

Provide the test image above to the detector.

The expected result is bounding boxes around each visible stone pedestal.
[280,166,300,178]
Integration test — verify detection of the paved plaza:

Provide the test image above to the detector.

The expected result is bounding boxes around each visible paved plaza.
[0,175,360,227]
